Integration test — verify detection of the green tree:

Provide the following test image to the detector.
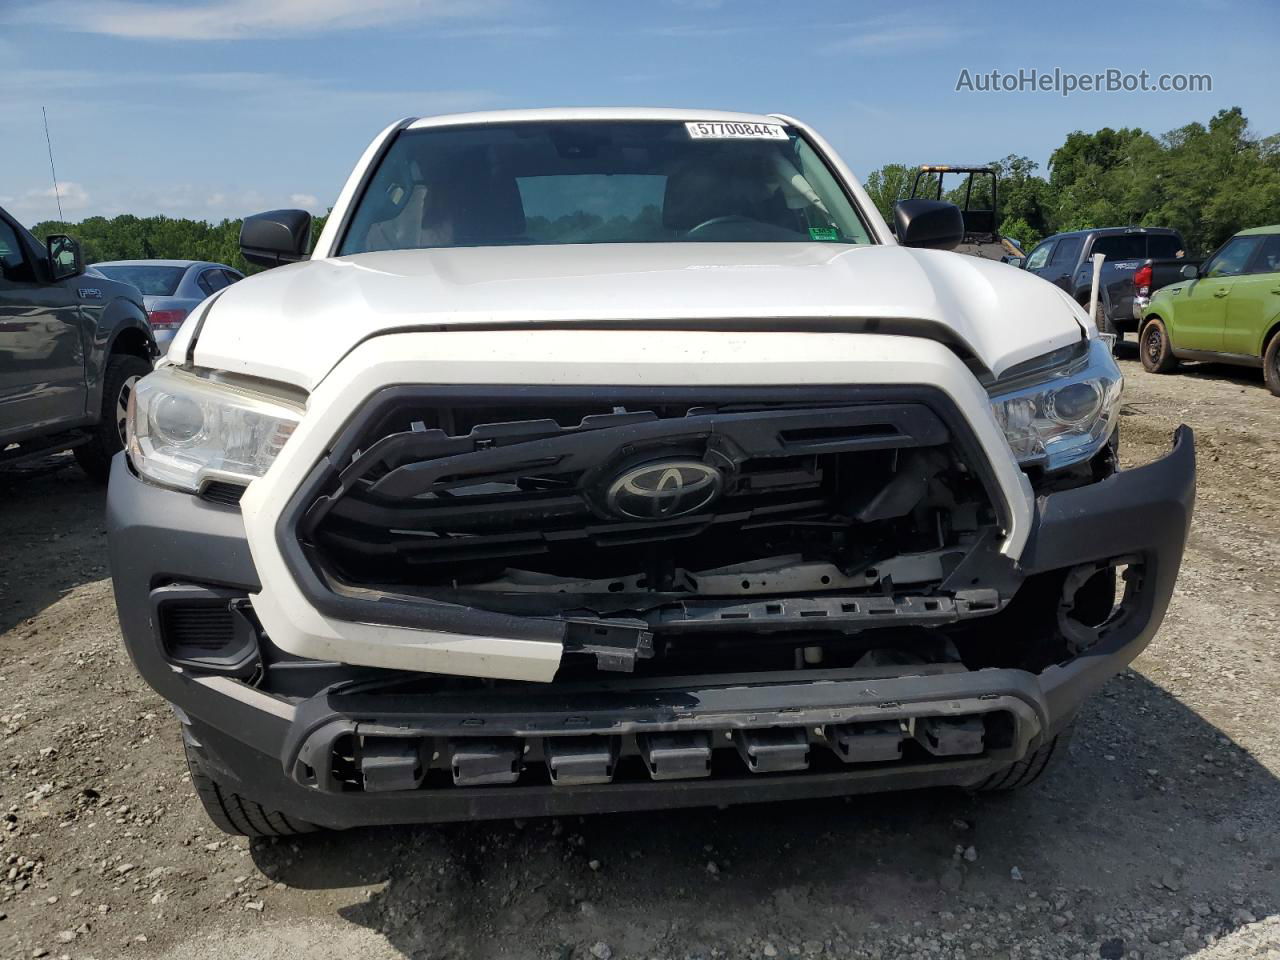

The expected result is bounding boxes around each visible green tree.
[29,210,332,274]
[862,164,935,222]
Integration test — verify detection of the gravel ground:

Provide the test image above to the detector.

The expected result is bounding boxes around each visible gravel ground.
[0,352,1278,960]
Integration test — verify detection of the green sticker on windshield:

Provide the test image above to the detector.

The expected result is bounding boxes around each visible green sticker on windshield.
[809,226,839,241]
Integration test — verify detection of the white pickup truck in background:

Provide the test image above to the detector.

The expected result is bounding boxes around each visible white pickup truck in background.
[107,108,1193,836]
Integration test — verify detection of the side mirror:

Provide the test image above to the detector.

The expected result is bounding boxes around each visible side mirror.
[893,199,965,251]
[1003,256,1025,269]
[46,234,83,280]
[240,209,312,268]
[1180,263,1199,281]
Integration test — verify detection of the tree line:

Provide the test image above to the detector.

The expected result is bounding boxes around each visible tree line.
[863,107,1280,254]
[26,212,329,275]
[28,107,1280,263]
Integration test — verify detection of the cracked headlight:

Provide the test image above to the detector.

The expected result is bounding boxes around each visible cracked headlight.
[126,367,302,493]
[989,338,1122,470]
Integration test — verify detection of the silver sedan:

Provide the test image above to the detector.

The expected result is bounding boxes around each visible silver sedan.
[86,260,243,357]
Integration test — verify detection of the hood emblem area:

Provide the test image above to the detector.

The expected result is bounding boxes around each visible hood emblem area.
[604,460,723,520]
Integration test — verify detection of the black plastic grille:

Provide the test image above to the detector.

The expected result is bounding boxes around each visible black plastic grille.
[159,604,236,652]
[297,389,995,594]
[199,480,247,506]
[269,384,1020,664]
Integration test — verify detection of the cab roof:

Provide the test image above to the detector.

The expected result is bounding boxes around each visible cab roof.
[406,107,790,130]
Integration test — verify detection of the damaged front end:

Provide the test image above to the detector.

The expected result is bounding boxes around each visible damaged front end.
[110,371,1192,823]
[282,384,1123,682]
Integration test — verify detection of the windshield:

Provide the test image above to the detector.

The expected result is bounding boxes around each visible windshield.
[93,265,186,296]
[338,120,873,254]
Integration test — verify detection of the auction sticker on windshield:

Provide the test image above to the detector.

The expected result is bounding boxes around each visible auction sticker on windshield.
[686,121,788,140]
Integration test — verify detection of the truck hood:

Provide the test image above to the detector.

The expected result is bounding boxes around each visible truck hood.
[187,243,1087,391]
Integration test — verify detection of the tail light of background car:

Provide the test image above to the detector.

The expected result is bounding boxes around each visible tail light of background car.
[147,308,189,329]
[1133,264,1152,296]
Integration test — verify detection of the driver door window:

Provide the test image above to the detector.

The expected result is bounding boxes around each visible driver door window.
[0,220,30,282]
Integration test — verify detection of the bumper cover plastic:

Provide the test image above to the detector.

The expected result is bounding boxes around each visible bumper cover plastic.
[107,426,1194,827]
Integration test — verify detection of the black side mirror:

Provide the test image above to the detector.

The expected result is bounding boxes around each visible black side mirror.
[240,209,312,268]
[1003,256,1025,269]
[893,199,965,251]
[1180,263,1199,281]
[46,234,83,280]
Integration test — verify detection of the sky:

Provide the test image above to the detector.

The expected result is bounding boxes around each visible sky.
[1,0,1277,227]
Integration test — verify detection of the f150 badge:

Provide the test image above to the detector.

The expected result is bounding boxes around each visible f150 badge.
[78,287,103,299]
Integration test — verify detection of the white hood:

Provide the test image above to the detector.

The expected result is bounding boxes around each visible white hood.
[187,243,1088,391]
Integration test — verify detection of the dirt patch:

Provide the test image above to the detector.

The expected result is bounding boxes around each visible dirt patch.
[0,355,1278,960]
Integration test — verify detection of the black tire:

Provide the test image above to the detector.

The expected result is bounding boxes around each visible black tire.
[184,739,318,838]
[74,353,152,483]
[1094,299,1121,349]
[1264,331,1280,398]
[1140,317,1179,374]
[972,726,1072,792]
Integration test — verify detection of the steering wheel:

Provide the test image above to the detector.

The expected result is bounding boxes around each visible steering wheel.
[684,215,758,237]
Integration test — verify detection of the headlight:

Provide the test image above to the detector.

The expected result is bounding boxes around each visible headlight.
[126,367,302,493]
[989,338,1122,470]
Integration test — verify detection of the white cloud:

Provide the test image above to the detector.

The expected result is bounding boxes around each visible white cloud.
[821,24,975,55]
[289,193,320,209]
[3,181,92,220]
[4,0,510,40]
[642,23,762,38]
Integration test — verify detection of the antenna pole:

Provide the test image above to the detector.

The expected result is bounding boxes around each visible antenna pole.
[42,106,65,222]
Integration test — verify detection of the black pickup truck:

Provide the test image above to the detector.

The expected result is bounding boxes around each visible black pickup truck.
[1,204,155,481]
[1021,227,1197,341]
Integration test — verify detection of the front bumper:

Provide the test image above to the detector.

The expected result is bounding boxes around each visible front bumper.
[107,425,1194,828]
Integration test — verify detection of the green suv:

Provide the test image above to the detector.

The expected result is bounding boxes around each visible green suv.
[1140,225,1280,395]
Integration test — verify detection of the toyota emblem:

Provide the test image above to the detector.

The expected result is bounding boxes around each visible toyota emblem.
[605,460,723,520]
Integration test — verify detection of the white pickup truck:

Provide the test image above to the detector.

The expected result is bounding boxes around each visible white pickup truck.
[107,108,1193,836]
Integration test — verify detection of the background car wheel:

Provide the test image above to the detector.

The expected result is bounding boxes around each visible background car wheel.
[972,725,1072,792]
[1139,318,1179,374]
[184,738,318,838]
[1264,332,1280,397]
[1094,299,1121,350]
[74,353,153,483]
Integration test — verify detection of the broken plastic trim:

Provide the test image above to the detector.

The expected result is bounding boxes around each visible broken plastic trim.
[1057,554,1143,655]
[273,384,1016,658]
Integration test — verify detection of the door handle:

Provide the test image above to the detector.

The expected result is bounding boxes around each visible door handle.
[1213,289,1229,298]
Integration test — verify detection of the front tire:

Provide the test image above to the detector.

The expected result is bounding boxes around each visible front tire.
[75,353,152,483]
[1140,318,1179,374]
[1264,331,1280,397]
[973,726,1072,792]
[184,738,318,838]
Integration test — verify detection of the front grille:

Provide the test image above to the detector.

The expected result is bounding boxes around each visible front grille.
[299,386,998,599]
[290,386,1005,663]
